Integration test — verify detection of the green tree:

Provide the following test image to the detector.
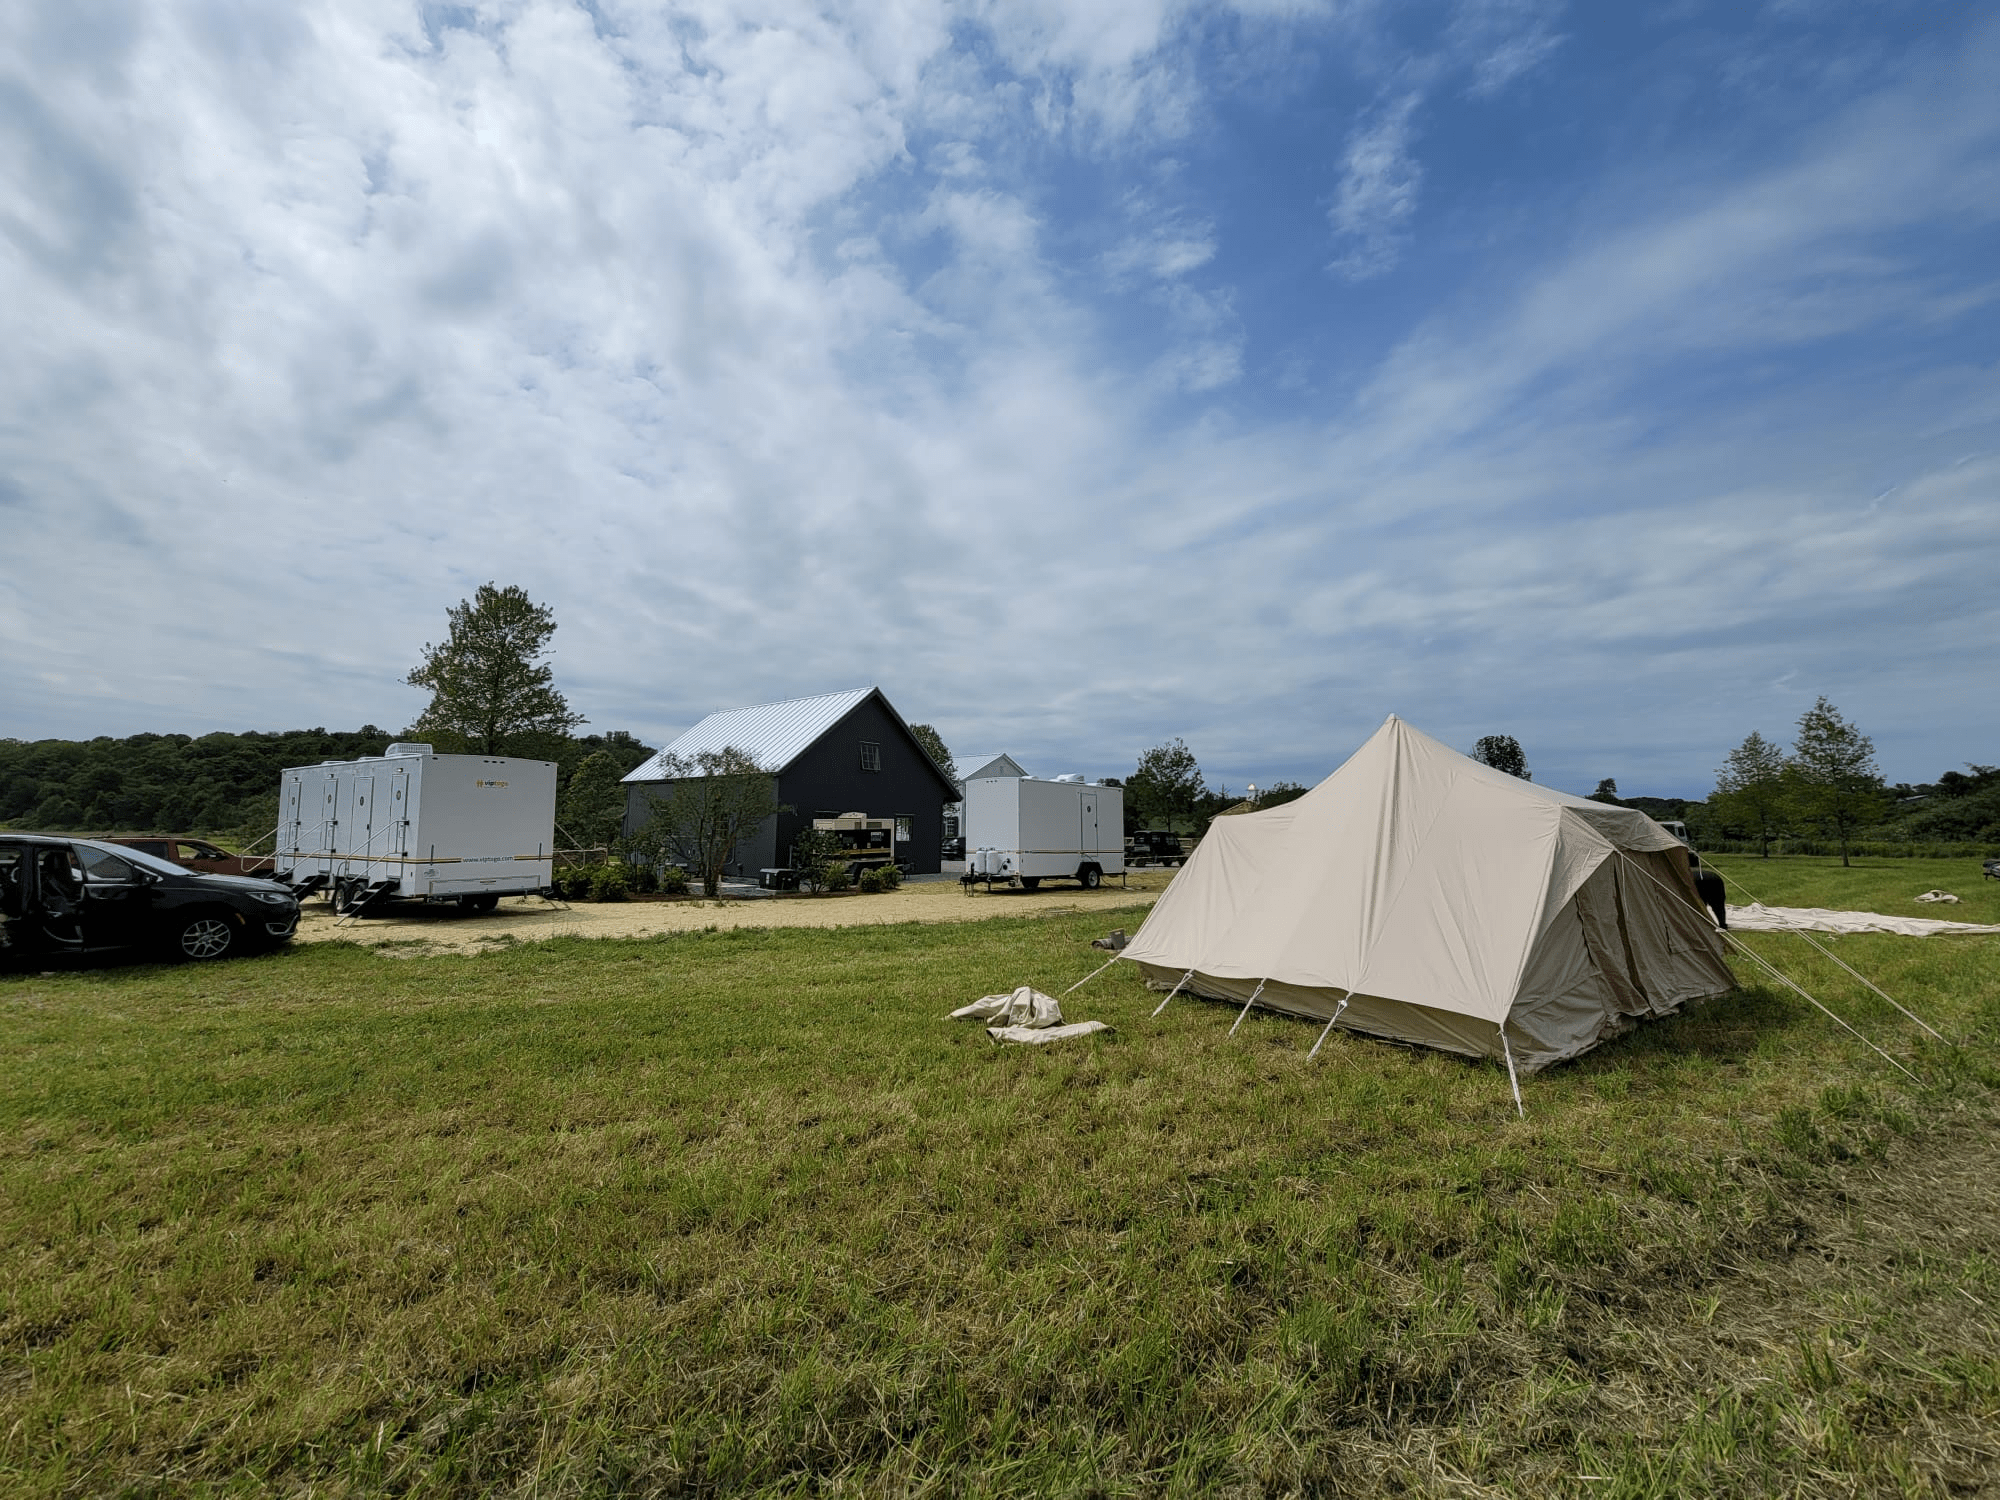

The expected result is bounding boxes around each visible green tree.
[1127,738,1206,833]
[557,750,629,853]
[627,746,788,897]
[1588,778,1621,805]
[791,826,842,894]
[1787,697,1885,867]
[1256,780,1309,810]
[909,723,956,786]
[1472,735,1530,780]
[1712,730,1789,858]
[404,583,584,754]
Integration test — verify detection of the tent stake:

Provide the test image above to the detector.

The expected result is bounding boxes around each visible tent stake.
[1151,969,1194,1018]
[1229,979,1268,1038]
[1308,994,1351,1061]
[1500,1033,1524,1118]
[1063,954,1122,995]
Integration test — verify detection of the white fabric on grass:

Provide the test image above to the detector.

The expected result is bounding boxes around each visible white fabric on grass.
[1726,903,2000,936]
[951,986,1063,1027]
[988,1021,1112,1044]
[950,986,1111,1044]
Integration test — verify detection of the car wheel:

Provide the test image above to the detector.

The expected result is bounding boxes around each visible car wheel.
[1079,866,1101,889]
[176,914,236,961]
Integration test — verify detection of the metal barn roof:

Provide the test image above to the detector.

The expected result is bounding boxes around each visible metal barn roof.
[957,753,1029,781]
[622,687,878,783]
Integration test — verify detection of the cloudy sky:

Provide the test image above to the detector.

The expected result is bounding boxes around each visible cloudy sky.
[2,0,1995,796]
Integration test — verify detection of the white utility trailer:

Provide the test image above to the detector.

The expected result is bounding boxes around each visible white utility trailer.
[273,743,557,914]
[964,774,1124,889]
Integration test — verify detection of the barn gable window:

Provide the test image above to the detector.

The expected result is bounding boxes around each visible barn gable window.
[860,741,881,772]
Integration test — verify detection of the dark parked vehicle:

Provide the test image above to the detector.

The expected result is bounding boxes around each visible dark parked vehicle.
[102,835,275,879]
[1125,829,1187,866]
[0,834,299,969]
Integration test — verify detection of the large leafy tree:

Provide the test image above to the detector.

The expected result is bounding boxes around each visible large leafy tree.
[1127,738,1205,833]
[1787,697,1884,867]
[1472,735,1530,780]
[404,584,584,754]
[909,723,956,787]
[557,750,630,853]
[1712,730,1789,858]
[627,747,787,897]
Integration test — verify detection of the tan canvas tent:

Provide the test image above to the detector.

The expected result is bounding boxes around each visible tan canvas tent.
[1122,716,1734,1076]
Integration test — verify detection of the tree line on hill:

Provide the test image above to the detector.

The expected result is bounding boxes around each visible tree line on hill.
[0,726,661,844]
[1588,697,1998,863]
[14,576,1989,867]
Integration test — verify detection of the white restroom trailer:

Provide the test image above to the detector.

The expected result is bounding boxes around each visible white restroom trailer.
[274,743,557,910]
[964,775,1125,889]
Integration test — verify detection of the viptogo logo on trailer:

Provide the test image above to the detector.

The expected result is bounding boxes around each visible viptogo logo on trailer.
[474,779,510,789]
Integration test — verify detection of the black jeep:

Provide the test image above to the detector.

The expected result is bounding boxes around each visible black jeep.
[0,834,299,970]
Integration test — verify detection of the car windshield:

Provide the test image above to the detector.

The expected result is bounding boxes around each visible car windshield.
[78,840,191,878]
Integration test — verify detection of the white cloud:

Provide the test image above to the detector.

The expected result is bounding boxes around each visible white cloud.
[1326,90,1423,280]
[0,1,1994,800]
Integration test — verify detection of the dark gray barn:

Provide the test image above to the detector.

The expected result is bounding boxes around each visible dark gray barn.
[619,687,958,877]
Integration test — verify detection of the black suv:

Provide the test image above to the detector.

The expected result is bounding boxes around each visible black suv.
[0,834,299,969]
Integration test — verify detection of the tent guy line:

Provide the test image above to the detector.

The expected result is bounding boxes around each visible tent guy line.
[1611,848,1943,1073]
[1703,860,1952,1045]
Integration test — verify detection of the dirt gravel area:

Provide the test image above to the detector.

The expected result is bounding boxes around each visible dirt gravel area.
[293,869,1175,955]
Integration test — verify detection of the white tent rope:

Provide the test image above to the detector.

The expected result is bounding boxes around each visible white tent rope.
[1063,954,1122,995]
[1151,969,1194,1018]
[1706,863,1950,1045]
[1615,849,1934,1074]
[1718,928,1920,1083]
[1308,993,1352,1060]
[1499,1032,1524,1118]
[1228,978,1268,1037]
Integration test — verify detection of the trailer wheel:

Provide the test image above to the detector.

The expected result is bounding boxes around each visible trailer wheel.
[1019,876,1041,891]
[458,894,500,915]
[1078,866,1101,889]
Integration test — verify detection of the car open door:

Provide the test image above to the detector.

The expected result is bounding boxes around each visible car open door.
[78,845,153,950]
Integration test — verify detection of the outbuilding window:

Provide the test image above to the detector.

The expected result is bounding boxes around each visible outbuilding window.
[860,741,881,772]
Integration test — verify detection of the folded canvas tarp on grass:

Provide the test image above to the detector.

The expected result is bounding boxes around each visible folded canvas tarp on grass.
[1121,715,1735,1073]
[950,986,1111,1044]
[1726,904,2000,937]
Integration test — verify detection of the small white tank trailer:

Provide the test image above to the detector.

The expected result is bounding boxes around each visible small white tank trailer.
[273,743,557,916]
[963,773,1124,890]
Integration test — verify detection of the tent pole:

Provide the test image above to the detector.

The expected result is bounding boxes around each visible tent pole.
[1229,979,1267,1038]
[1151,969,1194,1018]
[1500,1032,1524,1118]
[1308,993,1351,1060]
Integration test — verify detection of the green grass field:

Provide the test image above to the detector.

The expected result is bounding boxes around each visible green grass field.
[3,856,1997,1496]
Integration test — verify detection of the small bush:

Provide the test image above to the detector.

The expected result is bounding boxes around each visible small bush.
[659,867,690,896]
[589,862,631,902]
[821,863,851,893]
[626,861,659,895]
[878,864,902,890]
[553,867,593,901]
[858,868,885,894]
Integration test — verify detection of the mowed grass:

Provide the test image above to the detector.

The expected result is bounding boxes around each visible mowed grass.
[1,860,1996,1497]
